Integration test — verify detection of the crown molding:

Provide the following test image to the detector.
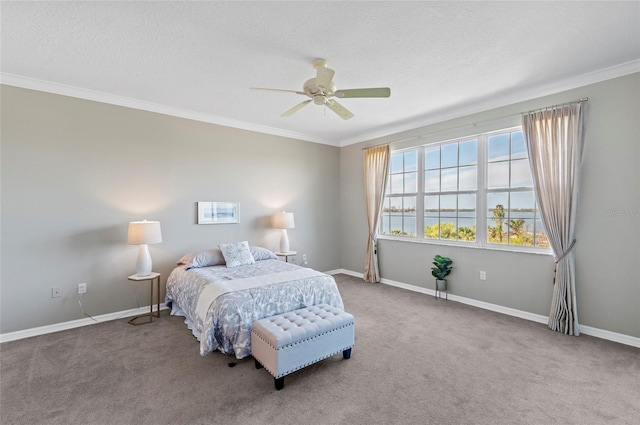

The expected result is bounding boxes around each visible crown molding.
[0,73,339,147]
[339,59,640,146]
[3,59,638,149]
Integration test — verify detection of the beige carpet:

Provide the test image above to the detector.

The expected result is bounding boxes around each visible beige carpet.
[1,274,639,425]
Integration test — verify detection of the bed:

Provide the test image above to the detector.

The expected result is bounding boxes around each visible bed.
[165,242,345,359]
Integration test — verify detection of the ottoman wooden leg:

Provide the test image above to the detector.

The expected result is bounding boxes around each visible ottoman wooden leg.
[343,348,352,359]
[275,377,284,391]
[254,358,263,369]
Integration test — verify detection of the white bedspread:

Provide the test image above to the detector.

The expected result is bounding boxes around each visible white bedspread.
[195,268,326,324]
[165,259,344,359]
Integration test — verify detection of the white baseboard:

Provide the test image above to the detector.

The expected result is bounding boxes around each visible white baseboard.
[4,271,638,349]
[578,325,640,348]
[329,269,640,348]
[0,304,170,343]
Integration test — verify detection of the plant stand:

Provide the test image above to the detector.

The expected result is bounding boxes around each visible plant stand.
[435,279,448,300]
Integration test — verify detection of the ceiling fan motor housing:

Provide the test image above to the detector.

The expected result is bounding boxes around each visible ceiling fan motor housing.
[304,78,335,98]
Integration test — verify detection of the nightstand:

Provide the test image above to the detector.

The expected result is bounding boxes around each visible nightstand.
[275,251,297,263]
[127,272,161,325]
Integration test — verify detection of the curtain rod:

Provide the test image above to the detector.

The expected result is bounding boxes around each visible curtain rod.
[362,97,589,150]
[523,97,588,115]
[360,116,513,150]
[362,142,392,151]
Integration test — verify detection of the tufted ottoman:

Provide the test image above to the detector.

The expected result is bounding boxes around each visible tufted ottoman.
[251,304,354,390]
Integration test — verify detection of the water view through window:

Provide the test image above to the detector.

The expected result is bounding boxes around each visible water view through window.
[381,129,549,249]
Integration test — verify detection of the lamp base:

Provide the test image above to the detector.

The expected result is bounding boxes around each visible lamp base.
[279,229,290,253]
[136,244,153,276]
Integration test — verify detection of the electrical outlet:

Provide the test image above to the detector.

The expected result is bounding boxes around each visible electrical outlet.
[302,254,308,265]
[77,283,87,294]
[51,287,61,298]
[480,271,487,281]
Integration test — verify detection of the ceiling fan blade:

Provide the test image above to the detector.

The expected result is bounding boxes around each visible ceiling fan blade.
[281,99,312,117]
[316,66,335,90]
[334,87,391,98]
[325,99,354,120]
[251,87,306,95]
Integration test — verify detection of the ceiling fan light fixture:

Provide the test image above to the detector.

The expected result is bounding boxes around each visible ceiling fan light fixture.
[313,95,326,105]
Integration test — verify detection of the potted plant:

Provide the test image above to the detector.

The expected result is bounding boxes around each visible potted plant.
[431,255,453,292]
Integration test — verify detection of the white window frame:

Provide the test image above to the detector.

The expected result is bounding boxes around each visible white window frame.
[379,126,551,254]
[382,150,419,237]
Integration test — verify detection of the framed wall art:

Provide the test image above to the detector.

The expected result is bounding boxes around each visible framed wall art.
[197,201,240,224]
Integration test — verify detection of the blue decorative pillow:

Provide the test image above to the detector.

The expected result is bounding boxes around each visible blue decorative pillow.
[250,246,278,261]
[178,248,226,269]
[219,241,256,268]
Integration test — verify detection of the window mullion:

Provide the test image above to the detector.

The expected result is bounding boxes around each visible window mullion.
[417,146,425,240]
[477,134,488,247]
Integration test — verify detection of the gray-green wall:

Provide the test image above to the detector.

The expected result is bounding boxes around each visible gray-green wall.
[2,73,639,340]
[340,73,640,339]
[1,85,341,334]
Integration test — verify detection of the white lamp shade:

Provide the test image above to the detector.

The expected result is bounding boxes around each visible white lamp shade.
[272,212,295,229]
[127,220,162,245]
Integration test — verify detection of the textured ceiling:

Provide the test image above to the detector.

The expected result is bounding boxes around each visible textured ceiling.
[2,1,639,146]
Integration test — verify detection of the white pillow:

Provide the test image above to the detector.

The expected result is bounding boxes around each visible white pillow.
[250,246,278,261]
[219,241,256,268]
[177,248,226,269]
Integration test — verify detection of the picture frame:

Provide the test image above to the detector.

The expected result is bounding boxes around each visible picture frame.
[197,201,240,224]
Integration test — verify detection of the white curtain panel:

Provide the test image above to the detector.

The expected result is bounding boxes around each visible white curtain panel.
[522,101,585,336]
[363,145,390,283]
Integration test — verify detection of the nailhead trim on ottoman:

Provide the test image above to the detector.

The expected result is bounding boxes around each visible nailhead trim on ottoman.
[251,304,355,390]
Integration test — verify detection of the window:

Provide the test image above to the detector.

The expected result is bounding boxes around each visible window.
[381,151,417,236]
[486,130,548,248]
[424,139,477,242]
[381,128,549,251]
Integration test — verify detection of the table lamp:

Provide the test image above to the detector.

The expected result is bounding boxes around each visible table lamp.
[127,220,162,276]
[273,211,295,253]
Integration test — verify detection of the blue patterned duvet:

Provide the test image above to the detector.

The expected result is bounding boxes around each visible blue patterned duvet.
[165,259,344,359]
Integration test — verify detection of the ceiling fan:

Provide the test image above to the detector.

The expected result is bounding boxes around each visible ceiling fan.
[251,58,390,120]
